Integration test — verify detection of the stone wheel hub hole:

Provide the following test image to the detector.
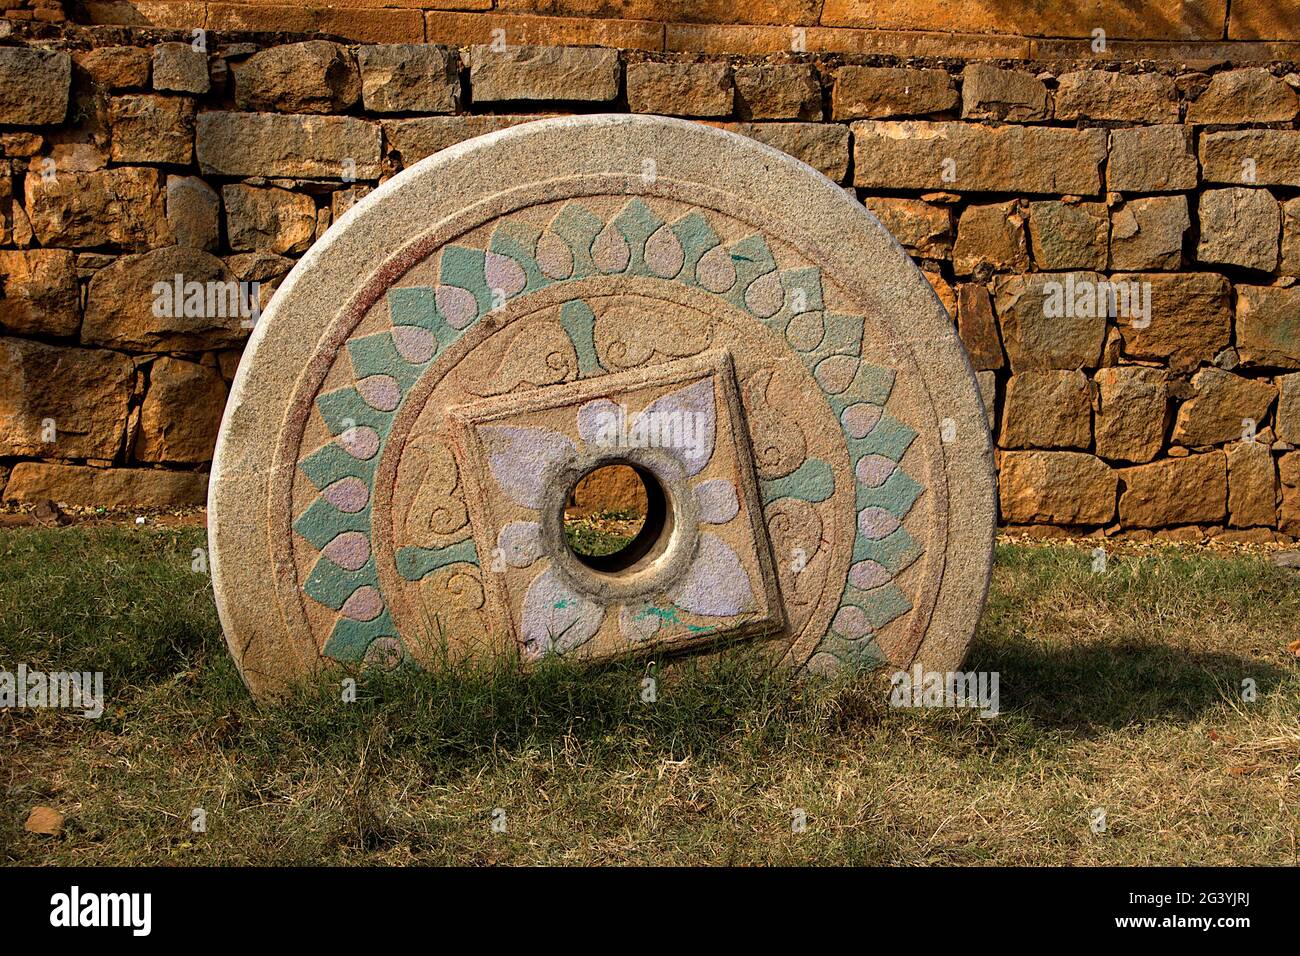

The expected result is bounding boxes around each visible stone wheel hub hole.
[563,463,668,573]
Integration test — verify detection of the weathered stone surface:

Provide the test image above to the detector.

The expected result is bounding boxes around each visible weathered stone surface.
[1281,453,1300,534]
[1054,71,1178,123]
[733,63,820,120]
[83,246,246,351]
[469,45,619,102]
[960,64,1047,122]
[1199,130,1300,187]
[76,46,151,90]
[1226,440,1277,527]
[1283,198,1300,277]
[726,122,849,182]
[235,41,361,114]
[1196,188,1279,272]
[1119,452,1227,527]
[135,357,227,464]
[24,166,169,249]
[627,61,733,116]
[1114,272,1230,372]
[863,196,950,257]
[953,200,1028,276]
[383,115,542,166]
[852,122,1107,194]
[223,184,316,255]
[956,283,1004,370]
[0,48,70,125]
[1094,366,1168,464]
[108,94,194,164]
[1235,285,1300,370]
[0,249,79,337]
[1186,68,1298,124]
[831,66,957,120]
[993,272,1108,371]
[2,462,208,508]
[0,337,132,458]
[209,115,995,698]
[1172,368,1277,446]
[999,370,1091,450]
[1028,200,1108,271]
[152,42,209,95]
[1278,373,1300,445]
[358,44,458,114]
[1108,126,1199,193]
[999,451,1117,525]
[196,112,382,180]
[166,175,219,251]
[1109,195,1188,271]
[46,143,106,173]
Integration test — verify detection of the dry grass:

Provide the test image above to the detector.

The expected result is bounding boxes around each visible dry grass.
[1,526,1296,865]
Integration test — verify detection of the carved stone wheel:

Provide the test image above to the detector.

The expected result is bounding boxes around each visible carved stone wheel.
[209,115,996,700]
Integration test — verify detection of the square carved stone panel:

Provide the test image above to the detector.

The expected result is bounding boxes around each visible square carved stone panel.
[448,349,784,662]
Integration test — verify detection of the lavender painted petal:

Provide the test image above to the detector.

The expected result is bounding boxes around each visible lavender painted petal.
[322,530,371,571]
[322,476,369,514]
[485,251,527,299]
[392,325,437,364]
[632,378,716,477]
[670,533,755,617]
[577,398,622,448]
[356,374,401,412]
[840,402,882,439]
[479,425,576,508]
[592,223,630,274]
[536,230,573,280]
[786,309,824,351]
[695,478,739,524]
[744,270,784,318]
[497,520,543,568]
[619,602,661,642]
[363,636,402,670]
[832,605,873,640]
[857,506,900,540]
[338,425,380,461]
[855,454,896,488]
[520,568,604,659]
[848,559,891,591]
[645,224,684,278]
[697,244,736,292]
[436,285,478,329]
[340,585,384,622]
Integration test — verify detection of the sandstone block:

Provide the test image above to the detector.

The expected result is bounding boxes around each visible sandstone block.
[0,48,70,125]
[999,370,1092,450]
[1118,452,1227,527]
[734,63,820,120]
[1054,71,1178,123]
[135,356,228,464]
[726,122,849,182]
[953,201,1028,276]
[223,184,316,255]
[956,283,1004,371]
[76,46,151,91]
[1281,453,1300,534]
[1277,372,1300,444]
[993,272,1108,371]
[1109,195,1188,271]
[358,44,458,114]
[152,42,209,95]
[1172,368,1277,446]
[108,94,194,165]
[852,122,1106,194]
[196,112,382,180]
[1226,440,1277,527]
[999,451,1117,525]
[831,66,957,120]
[235,41,360,114]
[24,166,169,249]
[627,61,733,116]
[1113,272,1230,372]
[960,64,1047,122]
[1235,285,1300,370]
[0,249,79,337]
[2,462,208,509]
[382,115,541,166]
[1094,366,1169,464]
[0,337,132,459]
[1199,130,1300,187]
[1196,187,1279,272]
[1107,126,1198,193]
[469,45,619,103]
[1282,198,1300,276]
[1186,68,1298,124]
[1028,200,1108,271]
[862,197,951,257]
[166,175,219,251]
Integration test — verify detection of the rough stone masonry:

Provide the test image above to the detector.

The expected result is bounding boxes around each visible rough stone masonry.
[1,12,1299,546]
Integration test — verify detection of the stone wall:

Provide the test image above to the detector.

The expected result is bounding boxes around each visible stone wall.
[1,14,1298,542]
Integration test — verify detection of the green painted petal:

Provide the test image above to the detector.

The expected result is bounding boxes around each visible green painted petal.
[552,202,604,278]
[439,245,492,316]
[293,498,372,550]
[304,555,378,611]
[614,198,663,276]
[559,299,602,378]
[819,632,887,670]
[670,212,721,288]
[826,364,895,411]
[298,442,378,491]
[760,457,835,504]
[396,540,480,581]
[315,387,390,435]
[842,581,913,630]
[723,234,776,312]
[760,267,824,338]
[856,468,923,517]
[852,414,917,462]
[852,525,922,573]
[347,332,423,389]
[323,611,399,662]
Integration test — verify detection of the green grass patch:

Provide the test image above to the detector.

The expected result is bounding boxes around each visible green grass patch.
[1,527,1296,865]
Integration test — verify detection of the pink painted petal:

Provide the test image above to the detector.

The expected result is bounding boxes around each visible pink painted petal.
[592,223,630,274]
[695,478,739,524]
[520,568,604,659]
[356,374,401,412]
[497,520,543,568]
[697,244,736,292]
[436,285,478,329]
[670,533,755,617]
[857,506,900,540]
[744,270,784,318]
[848,559,891,591]
[340,585,383,622]
[322,476,369,513]
[841,403,882,439]
[645,224,684,278]
[536,231,573,280]
[855,454,896,488]
[485,251,527,299]
[832,605,873,640]
[338,425,380,461]
[322,531,371,571]
[392,325,437,364]
[479,425,576,508]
